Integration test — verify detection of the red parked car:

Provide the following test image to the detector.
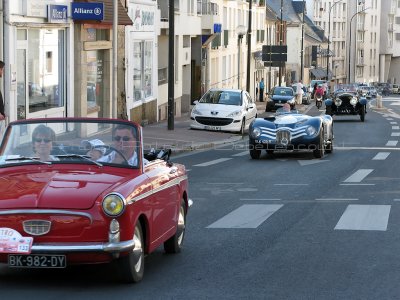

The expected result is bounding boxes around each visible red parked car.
[0,118,191,283]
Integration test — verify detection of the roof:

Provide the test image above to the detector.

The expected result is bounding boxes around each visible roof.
[73,0,133,26]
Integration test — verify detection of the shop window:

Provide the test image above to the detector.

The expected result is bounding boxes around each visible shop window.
[133,41,153,101]
[86,50,105,116]
[27,28,65,113]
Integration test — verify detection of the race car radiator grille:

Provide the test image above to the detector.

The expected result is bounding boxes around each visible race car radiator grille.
[195,117,233,126]
[276,130,291,145]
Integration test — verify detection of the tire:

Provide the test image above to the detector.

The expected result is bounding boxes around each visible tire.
[326,106,333,116]
[313,128,325,158]
[118,222,145,283]
[250,148,261,159]
[239,119,245,135]
[360,105,365,122]
[316,101,321,109]
[164,200,186,253]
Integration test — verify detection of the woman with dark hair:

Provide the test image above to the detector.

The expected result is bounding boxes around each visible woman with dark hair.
[32,124,59,161]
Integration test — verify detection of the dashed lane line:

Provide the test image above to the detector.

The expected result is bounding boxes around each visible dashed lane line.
[343,169,373,183]
[193,158,232,167]
[372,152,390,160]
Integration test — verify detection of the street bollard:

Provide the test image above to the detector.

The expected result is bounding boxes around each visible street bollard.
[376,94,383,108]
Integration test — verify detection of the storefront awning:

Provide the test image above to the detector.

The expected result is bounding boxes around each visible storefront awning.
[310,67,332,80]
[73,0,133,26]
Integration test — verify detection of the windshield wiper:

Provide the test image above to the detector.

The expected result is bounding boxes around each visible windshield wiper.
[55,154,103,167]
[5,156,52,165]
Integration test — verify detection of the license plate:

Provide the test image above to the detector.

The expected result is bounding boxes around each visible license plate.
[205,125,221,131]
[8,254,66,268]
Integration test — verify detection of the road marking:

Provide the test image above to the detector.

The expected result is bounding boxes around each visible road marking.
[274,183,309,186]
[207,204,283,228]
[241,198,281,201]
[390,122,398,124]
[343,169,373,183]
[316,198,358,201]
[386,141,398,146]
[193,158,232,167]
[392,126,400,130]
[391,132,400,137]
[298,160,329,166]
[386,118,394,120]
[372,152,390,160]
[339,183,375,186]
[334,146,400,150]
[232,151,249,157]
[334,205,391,231]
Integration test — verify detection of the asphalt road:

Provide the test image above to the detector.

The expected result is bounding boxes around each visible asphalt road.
[1,95,400,300]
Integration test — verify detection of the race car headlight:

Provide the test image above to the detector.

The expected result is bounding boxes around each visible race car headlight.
[350,97,358,105]
[227,110,242,118]
[102,193,126,217]
[250,127,261,138]
[306,126,317,137]
[334,99,342,106]
[191,107,202,115]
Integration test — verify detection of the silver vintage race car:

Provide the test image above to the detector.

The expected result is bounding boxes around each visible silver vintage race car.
[249,107,334,159]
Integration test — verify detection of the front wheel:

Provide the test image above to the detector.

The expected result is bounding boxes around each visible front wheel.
[164,200,186,253]
[316,100,322,109]
[313,128,325,159]
[118,222,145,283]
[250,148,261,159]
[360,105,365,122]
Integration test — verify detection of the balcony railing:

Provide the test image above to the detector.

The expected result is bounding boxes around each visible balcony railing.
[197,0,218,15]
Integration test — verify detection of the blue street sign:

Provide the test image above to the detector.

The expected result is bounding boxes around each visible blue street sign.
[71,2,104,21]
[47,5,68,23]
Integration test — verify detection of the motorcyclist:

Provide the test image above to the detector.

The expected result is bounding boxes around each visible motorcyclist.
[315,84,325,106]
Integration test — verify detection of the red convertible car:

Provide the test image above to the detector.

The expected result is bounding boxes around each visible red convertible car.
[0,118,191,283]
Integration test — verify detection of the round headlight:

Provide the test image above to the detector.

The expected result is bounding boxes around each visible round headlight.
[250,127,261,138]
[102,193,126,217]
[306,126,317,136]
[350,97,358,105]
[334,99,342,106]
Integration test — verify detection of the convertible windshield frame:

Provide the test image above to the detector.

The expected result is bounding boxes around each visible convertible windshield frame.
[0,118,142,169]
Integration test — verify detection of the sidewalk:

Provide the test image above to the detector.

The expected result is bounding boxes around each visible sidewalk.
[142,101,307,154]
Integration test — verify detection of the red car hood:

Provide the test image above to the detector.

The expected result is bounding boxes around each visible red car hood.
[0,168,129,210]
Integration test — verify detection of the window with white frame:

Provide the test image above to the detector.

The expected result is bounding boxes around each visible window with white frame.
[133,40,153,102]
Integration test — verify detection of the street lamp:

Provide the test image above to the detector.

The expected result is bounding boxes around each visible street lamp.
[326,0,342,81]
[348,7,370,84]
[236,25,247,89]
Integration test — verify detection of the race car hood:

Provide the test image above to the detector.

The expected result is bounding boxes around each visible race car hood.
[0,169,127,210]
[274,114,311,126]
[193,103,242,116]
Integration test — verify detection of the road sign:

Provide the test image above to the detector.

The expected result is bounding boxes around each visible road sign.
[262,53,287,62]
[264,62,285,67]
[261,45,288,62]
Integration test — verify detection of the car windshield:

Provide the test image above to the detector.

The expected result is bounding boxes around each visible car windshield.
[273,87,293,96]
[0,119,141,168]
[334,84,358,93]
[199,90,242,106]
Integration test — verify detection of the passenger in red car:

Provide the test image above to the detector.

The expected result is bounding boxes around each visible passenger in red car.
[32,124,59,161]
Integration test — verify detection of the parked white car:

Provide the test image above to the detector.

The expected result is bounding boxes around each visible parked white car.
[190,88,257,134]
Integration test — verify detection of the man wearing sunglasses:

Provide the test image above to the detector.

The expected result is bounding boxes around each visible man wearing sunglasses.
[98,124,141,166]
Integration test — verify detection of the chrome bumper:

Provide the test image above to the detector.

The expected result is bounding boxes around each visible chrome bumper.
[31,239,135,254]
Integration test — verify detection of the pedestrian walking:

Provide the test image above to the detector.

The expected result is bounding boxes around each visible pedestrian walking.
[259,78,265,102]
[295,80,304,105]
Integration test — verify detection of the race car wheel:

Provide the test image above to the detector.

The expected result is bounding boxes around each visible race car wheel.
[313,128,325,159]
[164,199,186,254]
[360,105,365,122]
[250,148,261,159]
[118,222,145,283]
[326,106,333,116]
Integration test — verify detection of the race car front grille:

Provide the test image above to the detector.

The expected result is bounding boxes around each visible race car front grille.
[276,130,291,146]
[195,117,233,126]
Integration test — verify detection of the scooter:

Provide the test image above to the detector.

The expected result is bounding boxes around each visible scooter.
[316,95,323,109]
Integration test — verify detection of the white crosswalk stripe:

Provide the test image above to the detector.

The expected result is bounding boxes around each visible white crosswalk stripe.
[343,169,373,183]
[334,205,391,231]
[372,152,390,160]
[193,158,232,167]
[207,204,283,228]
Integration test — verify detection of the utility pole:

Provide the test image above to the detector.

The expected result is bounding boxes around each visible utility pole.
[300,0,305,82]
[168,0,175,130]
[279,0,283,86]
[246,0,252,92]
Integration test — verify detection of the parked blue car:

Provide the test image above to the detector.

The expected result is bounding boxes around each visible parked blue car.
[265,86,296,111]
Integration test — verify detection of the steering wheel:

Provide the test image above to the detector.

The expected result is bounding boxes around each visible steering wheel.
[102,146,130,166]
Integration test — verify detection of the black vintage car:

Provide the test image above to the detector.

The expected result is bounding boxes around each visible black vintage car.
[325,84,368,122]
